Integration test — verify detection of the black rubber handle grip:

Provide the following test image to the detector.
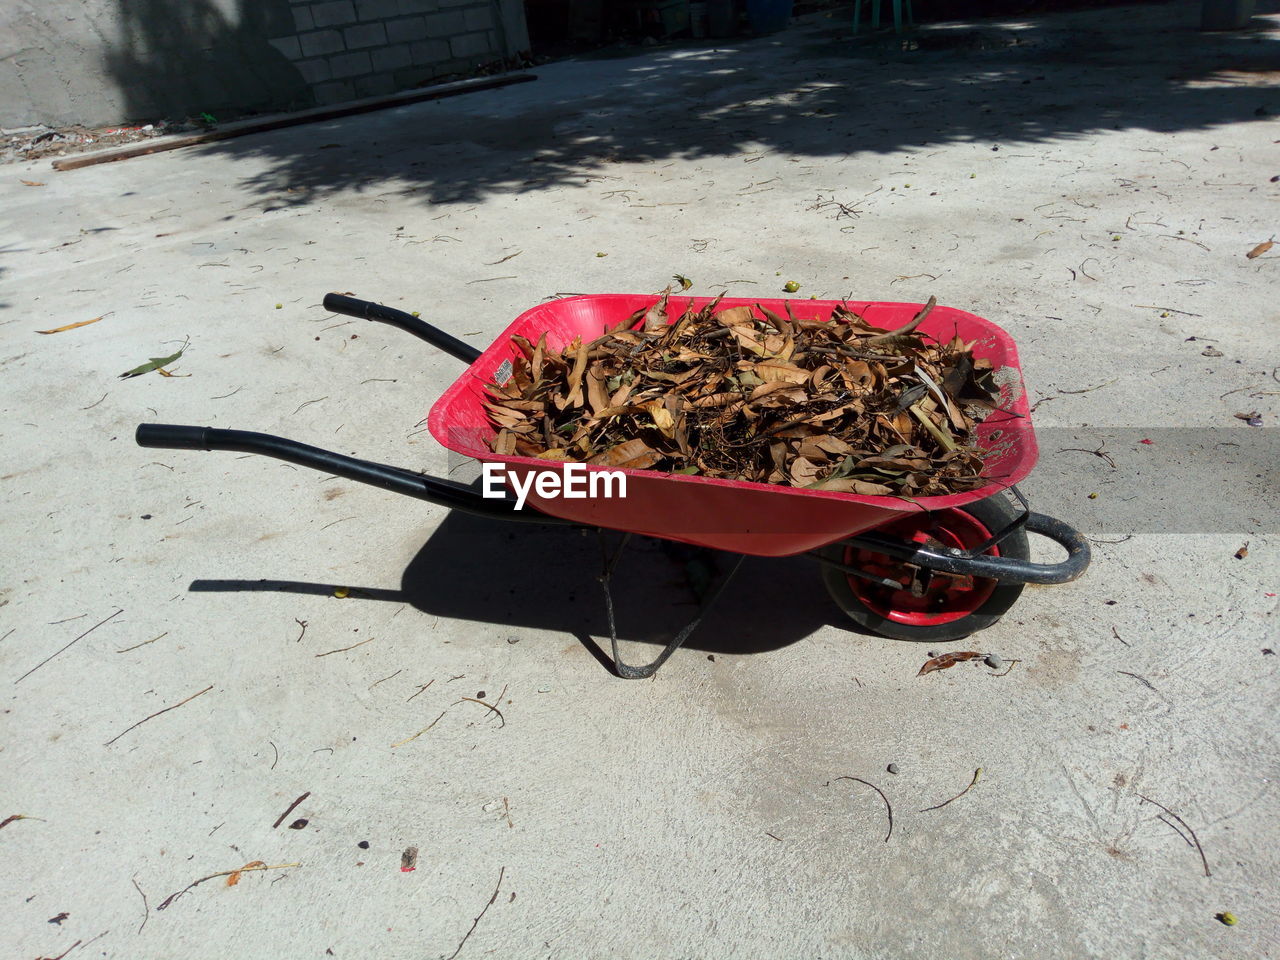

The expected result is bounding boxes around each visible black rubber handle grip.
[136,423,211,450]
[321,293,481,365]
[322,293,372,318]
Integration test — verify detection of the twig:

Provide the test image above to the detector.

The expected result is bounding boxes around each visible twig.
[155,861,301,911]
[828,776,893,842]
[210,386,242,400]
[15,608,122,683]
[444,866,504,960]
[1111,627,1130,647]
[1131,304,1202,317]
[765,832,783,842]
[1079,258,1099,281]
[1056,378,1117,395]
[272,792,310,829]
[81,392,108,410]
[1157,814,1194,848]
[456,697,506,728]
[105,684,214,746]
[503,797,513,829]
[865,296,936,344]
[294,618,308,643]
[131,876,149,933]
[1,813,46,830]
[1059,445,1116,468]
[315,637,374,657]
[465,276,518,284]
[117,632,167,653]
[1088,534,1133,545]
[1138,794,1210,876]
[319,515,356,531]
[391,709,448,747]
[889,274,939,284]
[484,251,522,265]
[990,659,1020,677]
[406,678,436,702]
[921,768,982,812]
[369,669,402,690]
[1118,671,1157,691]
[1160,234,1211,251]
[269,740,279,770]
[291,397,327,415]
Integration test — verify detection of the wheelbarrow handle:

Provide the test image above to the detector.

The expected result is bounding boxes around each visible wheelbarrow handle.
[846,512,1091,585]
[135,424,571,525]
[323,293,482,365]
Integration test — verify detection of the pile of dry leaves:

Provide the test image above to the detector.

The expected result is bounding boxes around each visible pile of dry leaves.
[483,292,1001,495]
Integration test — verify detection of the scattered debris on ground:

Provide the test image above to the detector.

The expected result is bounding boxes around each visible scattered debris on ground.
[3,119,204,163]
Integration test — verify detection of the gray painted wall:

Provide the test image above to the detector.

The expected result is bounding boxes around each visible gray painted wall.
[0,0,530,129]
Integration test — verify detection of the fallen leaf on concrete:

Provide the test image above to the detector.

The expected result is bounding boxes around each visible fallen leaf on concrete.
[0,813,43,830]
[37,315,103,335]
[1245,241,1273,259]
[917,651,982,676]
[120,345,186,379]
[1235,542,1249,560]
[156,860,299,911]
[226,861,265,887]
[21,179,45,186]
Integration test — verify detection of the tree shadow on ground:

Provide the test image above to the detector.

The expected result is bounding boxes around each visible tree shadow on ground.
[191,0,1278,207]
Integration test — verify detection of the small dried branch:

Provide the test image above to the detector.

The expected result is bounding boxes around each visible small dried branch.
[921,768,982,812]
[105,684,213,747]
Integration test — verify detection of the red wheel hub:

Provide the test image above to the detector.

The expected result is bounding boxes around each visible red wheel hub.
[843,509,1000,626]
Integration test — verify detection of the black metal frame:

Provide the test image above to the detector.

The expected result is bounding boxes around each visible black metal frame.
[135,294,1092,677]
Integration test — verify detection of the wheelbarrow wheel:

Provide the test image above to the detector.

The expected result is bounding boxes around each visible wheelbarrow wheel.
[819,494,1030,643]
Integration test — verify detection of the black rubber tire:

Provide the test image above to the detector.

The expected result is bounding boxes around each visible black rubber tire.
[819,494,1030,643]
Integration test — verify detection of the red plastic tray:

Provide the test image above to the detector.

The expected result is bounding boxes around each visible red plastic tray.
[428,295,1037,557]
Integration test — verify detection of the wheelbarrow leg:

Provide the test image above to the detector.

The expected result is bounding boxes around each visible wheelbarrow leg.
[597,533,745,679]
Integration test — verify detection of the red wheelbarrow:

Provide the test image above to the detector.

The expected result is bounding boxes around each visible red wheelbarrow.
[137,292,1090,677]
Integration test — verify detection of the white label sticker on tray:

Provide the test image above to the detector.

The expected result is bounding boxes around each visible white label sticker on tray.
[494,358,513,386]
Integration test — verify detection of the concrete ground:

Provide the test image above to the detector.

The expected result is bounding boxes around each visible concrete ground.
[3,2,1278,957]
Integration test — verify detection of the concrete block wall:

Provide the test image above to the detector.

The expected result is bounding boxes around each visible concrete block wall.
[269,0,526,107]
[0,0,530,130]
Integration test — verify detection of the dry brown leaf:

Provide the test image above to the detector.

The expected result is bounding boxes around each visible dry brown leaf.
[714,306,756,327]
[589,439,662,469]
[643,290,671,333]
[37,315,103,335]
[564,338,588,407]
[753,360,809,384]
[917,651,983,676]
[20,179,45,187]
[1245,241,1273,259]
[226,860,266,887]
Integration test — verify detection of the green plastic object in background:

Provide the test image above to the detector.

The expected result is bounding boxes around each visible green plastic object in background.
[854,0,914,34]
